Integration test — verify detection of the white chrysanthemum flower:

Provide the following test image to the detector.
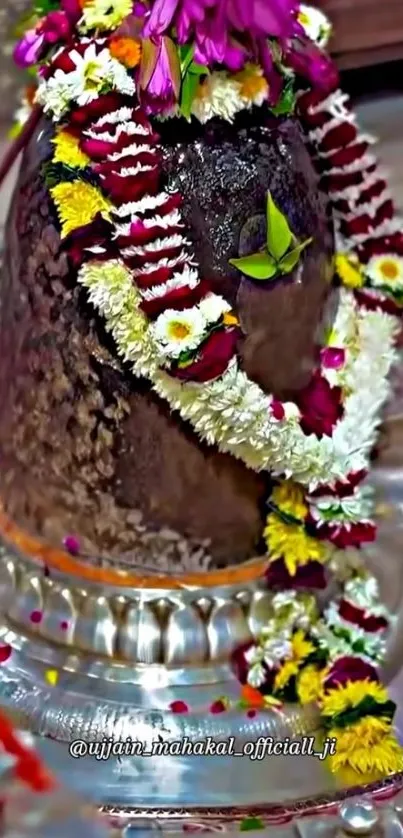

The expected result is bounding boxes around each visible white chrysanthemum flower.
[79,0,133,32]
[68,44,135,105]
[192,73,243,124]
[234,63,269,109]
[298,5,332,47]
[198,294,231,324]
[366,253,403,291]
[35,71,77,119]
[151,307,208,359]
[36,43,135,117]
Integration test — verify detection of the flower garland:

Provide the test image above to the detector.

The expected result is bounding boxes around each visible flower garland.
[10,0,403,781]
[233,572,403,779]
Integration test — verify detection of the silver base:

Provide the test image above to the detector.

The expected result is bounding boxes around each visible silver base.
[1,415,403,821]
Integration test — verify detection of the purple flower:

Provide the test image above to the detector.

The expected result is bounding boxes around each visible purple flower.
[143,0,301,72]
[13,29,45,68]
[142,36,178,112]
[41,11,72,44]
[60,0,83,24]
[320,347,346,370]
[283,37,339,94]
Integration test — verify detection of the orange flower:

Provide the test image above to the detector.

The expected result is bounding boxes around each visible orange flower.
[240,684,266,709]
[109,37,142,69]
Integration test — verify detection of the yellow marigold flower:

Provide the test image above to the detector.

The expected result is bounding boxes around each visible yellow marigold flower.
[80,0,133,31]
[321,679,389,718]
[274,660,299,692]
[52,131,90,169]
[271,480,308,519]
[264,515,328,576]
[297,665,326,705]
[109,37,142,69]
[50,181,112,238]
[328,717,403,776]
[335,253,364,289]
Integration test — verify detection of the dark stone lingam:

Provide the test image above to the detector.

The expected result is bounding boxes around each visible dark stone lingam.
[0,108,335,572]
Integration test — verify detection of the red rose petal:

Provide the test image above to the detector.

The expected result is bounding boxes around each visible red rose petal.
[0,645,12,663]
[170,700,189,714]
[30,610,43,624]
[210,700,227,714]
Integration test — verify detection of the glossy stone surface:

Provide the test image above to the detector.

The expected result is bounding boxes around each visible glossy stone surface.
[0,112,334,571]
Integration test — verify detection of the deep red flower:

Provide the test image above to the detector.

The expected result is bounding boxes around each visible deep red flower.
[320,347,345,370]
[313,520,377,549]
[172,328,240,383]
[66,214,117,267]
[231,642,276,694]
[270,400,285,420]
[309,469,367,499]
[100,169,160,203]
[357,232,403,263]
[324,656,379,691]
[69,93,133,127]
[140,280,211,318]
[170,700,189,714]
[265,559,327,590]
[210,700,227,714]
[354,289,403,317]
[295,371,343,438]
[320,122,357,153]
[323,142,369,171]
[338,599,388,633]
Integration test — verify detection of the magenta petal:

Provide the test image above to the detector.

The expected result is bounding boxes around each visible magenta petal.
[143,0,178,36]
[13,30,44,68]
[320,347,346,369]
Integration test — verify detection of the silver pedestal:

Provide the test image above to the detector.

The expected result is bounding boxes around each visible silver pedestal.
[0,414,403,825]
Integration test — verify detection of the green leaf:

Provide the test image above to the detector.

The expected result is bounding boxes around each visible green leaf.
[34,0,59,14]
[180,73,201,121]
[270,81,297,116]
[278,237,313,274]
[189,60,209,76]
[266,192,293,261]
[164,37,182,99]
[179,44,195,76]
[139,38,160,90]
[240,817,265,832]
[230,252,278,281]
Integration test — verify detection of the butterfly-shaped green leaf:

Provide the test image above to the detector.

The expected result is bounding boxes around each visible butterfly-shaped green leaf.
[278,237,313,275]
[230,252,278,281]
[266,192,293,261]
[240,817,265,832]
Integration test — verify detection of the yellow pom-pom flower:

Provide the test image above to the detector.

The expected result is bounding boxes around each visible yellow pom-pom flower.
[297,665,326,705]
[50,181,112,238]
[264,516,328,576]
[271,480,308,519]
[265,480,328,576]
[274,631,315,693]
[52,131,90,169]
[321,679,389,718]
[328,717,403,776]
[335,253,364,289]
